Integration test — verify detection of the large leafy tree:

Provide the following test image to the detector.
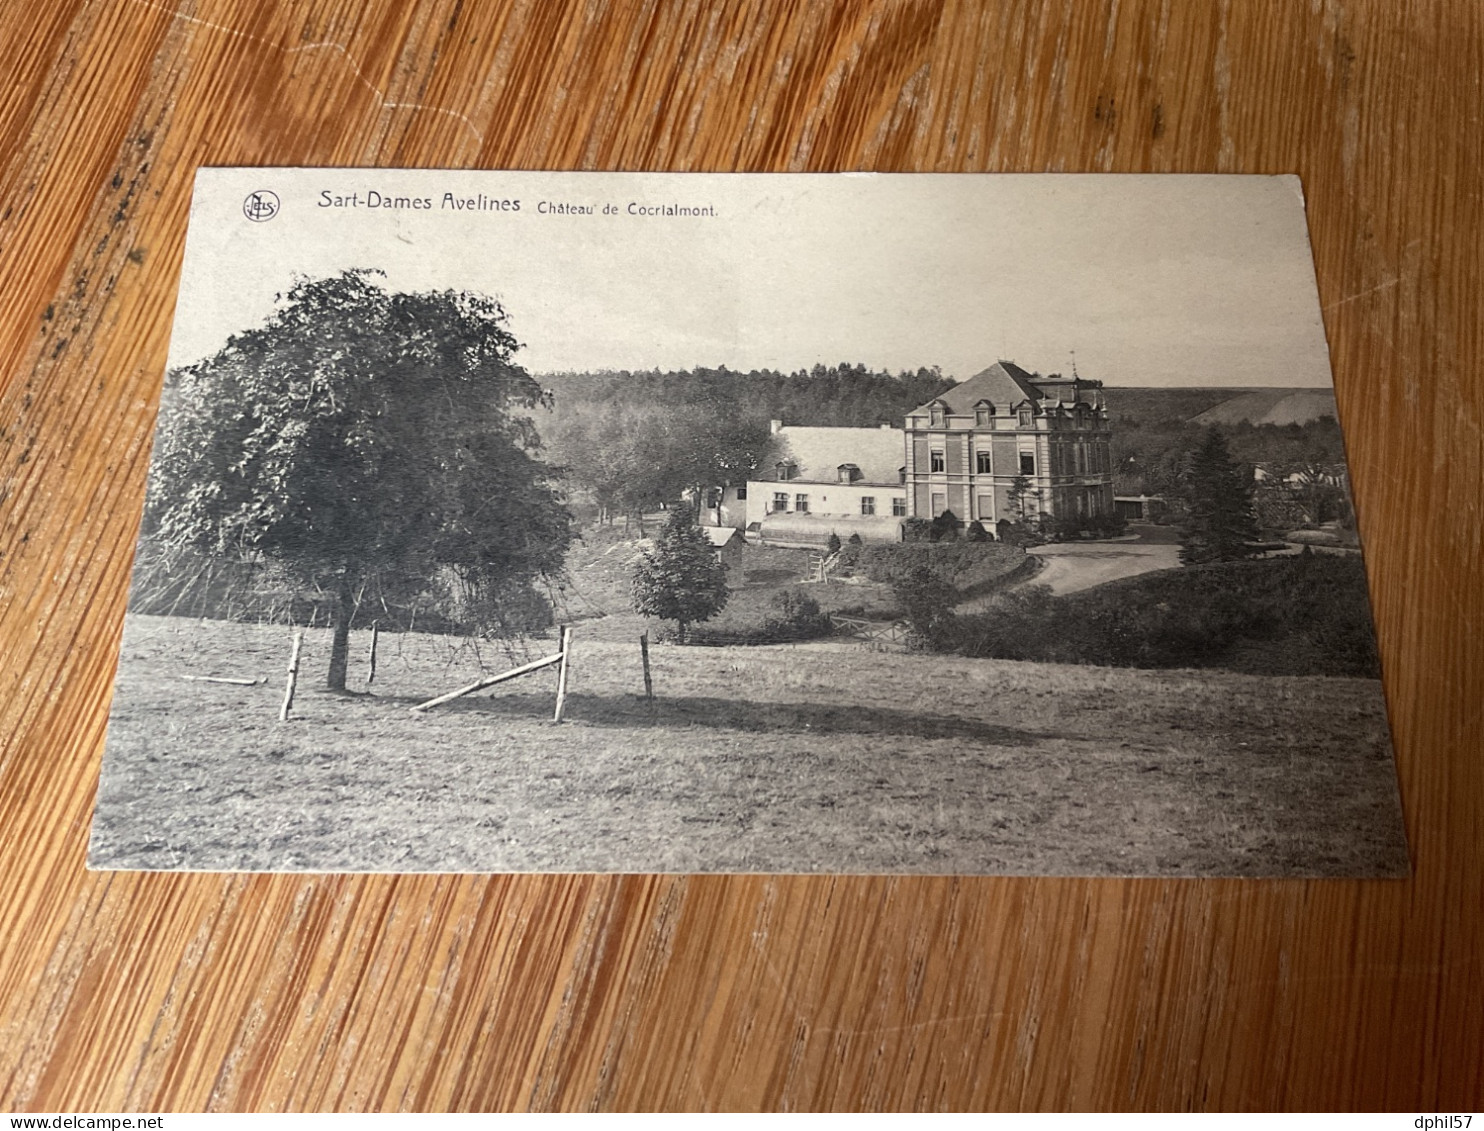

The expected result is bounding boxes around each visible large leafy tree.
[1178,428,1261,564]
[147,269,573,689]
[630,504,729,641]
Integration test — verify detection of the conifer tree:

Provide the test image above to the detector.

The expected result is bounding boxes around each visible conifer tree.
[1179,428,1261,564]
[631,504,729,640]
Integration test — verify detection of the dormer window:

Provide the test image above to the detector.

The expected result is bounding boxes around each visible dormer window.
[775,461,798,481]
[1017,405,1034,427]
[974,401,992,427]
[837,463,860,484]
[929,403,946,428]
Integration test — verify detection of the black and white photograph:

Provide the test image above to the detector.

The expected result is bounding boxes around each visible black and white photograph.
[89,169,1408,876]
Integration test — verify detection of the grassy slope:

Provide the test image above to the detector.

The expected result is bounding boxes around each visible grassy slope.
[91,615,1407,877]
[552,533,902,642]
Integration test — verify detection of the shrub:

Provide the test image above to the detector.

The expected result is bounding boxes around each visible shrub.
[996,520,1042,547]
[966,520,989,542]
[943,553,1380,677]
[930,509,962,542]
[826,532,842,555]
[891,564,958,648]
[855,541,1027,595]
[687,585,834,645]
[901,517,932,543]
[1039,511,1129,542]
[766,588,832,636]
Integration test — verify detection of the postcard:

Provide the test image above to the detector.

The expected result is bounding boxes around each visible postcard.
[88,170,1407,875]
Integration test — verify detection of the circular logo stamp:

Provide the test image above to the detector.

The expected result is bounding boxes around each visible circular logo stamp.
[243,190,280,222]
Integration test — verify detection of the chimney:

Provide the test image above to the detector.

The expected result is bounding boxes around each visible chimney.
[770,419,783,434]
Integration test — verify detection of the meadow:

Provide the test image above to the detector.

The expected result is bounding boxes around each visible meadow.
[90,613,1409,877]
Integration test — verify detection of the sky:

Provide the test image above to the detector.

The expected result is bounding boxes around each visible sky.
[169,170,1336,388]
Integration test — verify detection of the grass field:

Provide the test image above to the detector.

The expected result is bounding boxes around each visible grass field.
[90,614,1409,876]
[553,534,902,642]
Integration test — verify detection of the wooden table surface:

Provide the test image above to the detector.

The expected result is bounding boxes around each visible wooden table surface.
[1,0,1480,1112]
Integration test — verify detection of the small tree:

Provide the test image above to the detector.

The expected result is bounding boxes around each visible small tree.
[826,531,842,555]
[1179,428,1261,564]
[631,504,729,641]
[1008,475,1035,522]
[965,520,989,542]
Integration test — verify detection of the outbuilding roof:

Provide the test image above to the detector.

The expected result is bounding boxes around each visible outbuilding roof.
[770,426,905,485]
[701,526,744,548]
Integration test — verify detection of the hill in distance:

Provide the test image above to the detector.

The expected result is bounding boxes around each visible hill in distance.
[1190,388,1338,426]
[1100,386,1338,426]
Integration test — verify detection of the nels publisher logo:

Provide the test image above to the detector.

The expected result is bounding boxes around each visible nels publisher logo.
[243,189,280,222]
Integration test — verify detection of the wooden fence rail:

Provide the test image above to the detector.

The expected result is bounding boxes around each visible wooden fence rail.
[828,615,909,645]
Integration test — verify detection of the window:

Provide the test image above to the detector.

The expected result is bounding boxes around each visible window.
[1020,452,1035,475]
[735,486,747,500]
[776,461,796,481]
[795,493,809,513]
[976,451,992,474]
[892,498,907,516]
[838,464,859,483]
[931,492,947,517]
[1018,406,1034,427]
[929,403,945,428]
[861,496,876,515]
[772,492,789,512]
[977,494,994,520]
[975,403,992,427]
[930,449,945,473]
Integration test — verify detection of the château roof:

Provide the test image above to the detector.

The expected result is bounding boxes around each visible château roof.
[918,360,1045,416]
[770,426,905,485]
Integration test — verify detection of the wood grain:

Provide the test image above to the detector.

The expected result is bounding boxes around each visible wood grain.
[1,0,1480,1111]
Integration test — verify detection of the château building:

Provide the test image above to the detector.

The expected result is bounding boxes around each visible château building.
[722,360,1115,545]
[903,361,1114,529]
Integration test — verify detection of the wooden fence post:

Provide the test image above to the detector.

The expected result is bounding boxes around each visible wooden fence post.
[639,632,654,701]
[366,621,379,691]
[552,625,574,722]
[279,630,303,721]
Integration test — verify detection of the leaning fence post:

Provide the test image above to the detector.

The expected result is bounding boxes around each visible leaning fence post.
[366,621,379,691]
[552,625,574,722]
[639,632,654,701]
[279,630,303,721]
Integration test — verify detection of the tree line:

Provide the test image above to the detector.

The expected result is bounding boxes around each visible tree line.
[539,364,954,527]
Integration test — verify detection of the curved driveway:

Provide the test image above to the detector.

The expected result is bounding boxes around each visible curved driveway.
[1022,528,1182,596]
